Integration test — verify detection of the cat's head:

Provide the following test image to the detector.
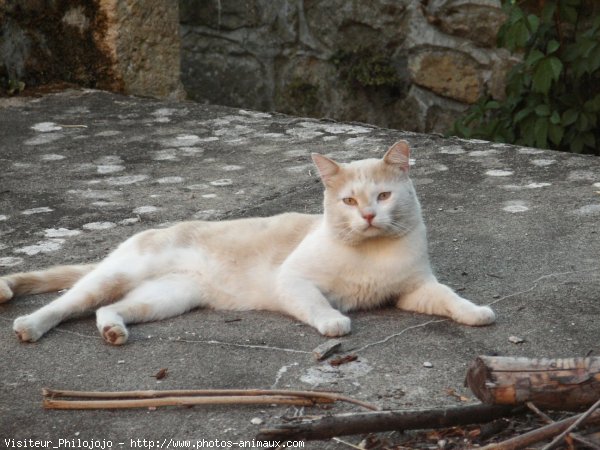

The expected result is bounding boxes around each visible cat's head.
[312,140,421,244]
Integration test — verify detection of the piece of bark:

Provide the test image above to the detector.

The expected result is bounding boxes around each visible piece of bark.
[312,340,342,361]
[466,356,600,411]
[257,403,521,441]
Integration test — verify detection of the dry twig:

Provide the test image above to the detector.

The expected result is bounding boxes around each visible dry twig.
[42,388,380,411]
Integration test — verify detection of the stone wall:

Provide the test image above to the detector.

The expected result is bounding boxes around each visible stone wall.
[180,0,516,133]
[0,0,184,99]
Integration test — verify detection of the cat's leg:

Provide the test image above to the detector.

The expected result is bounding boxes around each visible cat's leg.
[275,275,351,337]
[96,274,203,345]
[396,278,496,326]
[12,268,134,342]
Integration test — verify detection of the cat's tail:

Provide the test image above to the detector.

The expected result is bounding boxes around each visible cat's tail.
[0,264,96,303]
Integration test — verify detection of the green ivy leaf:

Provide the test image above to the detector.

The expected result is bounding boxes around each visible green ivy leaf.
[548,123,564,146]
[562,109,579,126]
[532,60,553,94]
[550,110,561,124]
[514,107,533,124]
[546,40,560,54]
[527,14,540,33]
[548,57,563,80]
[526,49,545,67]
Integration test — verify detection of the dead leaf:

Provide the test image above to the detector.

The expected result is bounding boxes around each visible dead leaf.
[152,368,168,380]
[329,354,358,367]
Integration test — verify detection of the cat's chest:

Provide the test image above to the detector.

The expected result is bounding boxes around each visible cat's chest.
[308,238,427,310]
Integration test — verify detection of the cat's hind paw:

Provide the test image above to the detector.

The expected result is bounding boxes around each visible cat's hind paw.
[101,324,129,345]
[456,305,496,326]
[0,279,13,303]
[13,315,44,342]
[316,316,351,337]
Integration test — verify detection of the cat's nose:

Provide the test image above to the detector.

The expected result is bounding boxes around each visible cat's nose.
[362,213,376,224]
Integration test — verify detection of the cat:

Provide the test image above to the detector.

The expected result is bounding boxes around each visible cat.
[0,140,495,345]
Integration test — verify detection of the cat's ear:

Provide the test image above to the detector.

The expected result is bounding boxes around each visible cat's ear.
[311,153,340,185]
[383,140,410,173]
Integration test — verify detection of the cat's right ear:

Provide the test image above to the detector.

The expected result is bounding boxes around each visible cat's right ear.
[311,153,340,186]
[383,140,410,173]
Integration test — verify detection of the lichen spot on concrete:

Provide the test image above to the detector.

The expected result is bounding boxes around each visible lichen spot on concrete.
[152,149,179,161]
[238,109,272,119]
[105,175,149,185]
[44,228,81,238]
[31,122,62,132]
[503,201,529,213]
[0,215,8,221]
[40,154,66,161]
[22,207,54,215]
[193,210,218,220]
[82,222,117,231]
[97,165,125,174]
[531,159,556,167]
[0,257,23,267]
[594,182,600,188]
[180,147,204,156]
[221,165,244,171]
[518,147,545,155]
[15,239,64,256]
[210,179,233,187]
[439,145,466,155]
[469,149,499,157]
[156,177,184,184]
[133,206,159,214]
[485,169,513,177]
[95,130,122,137]
[202,194,218,199]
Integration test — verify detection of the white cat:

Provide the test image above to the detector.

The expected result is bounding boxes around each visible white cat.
[0,141,495,345]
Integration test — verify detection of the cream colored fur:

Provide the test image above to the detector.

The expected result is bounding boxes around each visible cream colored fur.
[1,141,495,345]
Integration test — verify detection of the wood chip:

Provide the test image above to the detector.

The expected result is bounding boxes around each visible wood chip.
[329,354,358,367]
[152,368,168,380]
[312,339,342,361]
[508,336,525,344]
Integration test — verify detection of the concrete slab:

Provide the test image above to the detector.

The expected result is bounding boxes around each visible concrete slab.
[1,89,599,448]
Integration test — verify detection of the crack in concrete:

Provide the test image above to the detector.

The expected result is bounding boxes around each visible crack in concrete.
[487,267,600,307]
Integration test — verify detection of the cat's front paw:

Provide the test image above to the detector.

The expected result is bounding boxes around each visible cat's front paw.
[101,324,129,345]
[0,279,13,303]
[456,305,496,326]
[13,315,44,342]
[316,316,351,337]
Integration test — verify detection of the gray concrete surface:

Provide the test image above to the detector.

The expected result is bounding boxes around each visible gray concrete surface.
[0,89,599,448]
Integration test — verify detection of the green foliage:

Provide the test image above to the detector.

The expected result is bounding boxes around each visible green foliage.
[331,49,402,90]
[1,77,26,96]
[451,0,600,155]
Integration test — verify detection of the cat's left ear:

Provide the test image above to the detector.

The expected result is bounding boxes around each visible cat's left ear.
[383,140,410,173]
[311,153,340,185]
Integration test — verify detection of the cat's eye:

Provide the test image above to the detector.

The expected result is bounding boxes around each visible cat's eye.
[343,197,357,206]
[378,192,391,201]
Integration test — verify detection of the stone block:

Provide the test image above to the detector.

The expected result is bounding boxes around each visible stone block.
[98,0,184,99]
[409,49,482,104]
[433,2,506,48]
